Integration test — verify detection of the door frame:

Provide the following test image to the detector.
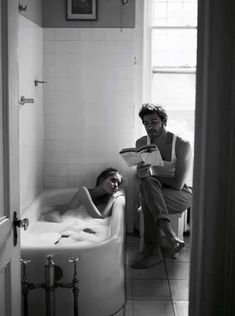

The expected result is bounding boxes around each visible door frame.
[189,0,235,315]
[1,0,21,314]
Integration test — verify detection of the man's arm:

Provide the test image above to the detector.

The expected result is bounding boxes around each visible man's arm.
[135,137,152,179]
[156,139,192,190]
[136,137,147,150]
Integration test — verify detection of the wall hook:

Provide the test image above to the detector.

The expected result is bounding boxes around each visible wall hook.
[19,4,27,12]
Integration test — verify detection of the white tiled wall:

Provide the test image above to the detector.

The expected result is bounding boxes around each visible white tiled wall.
[43,28,136,188]
[19,16,44,211]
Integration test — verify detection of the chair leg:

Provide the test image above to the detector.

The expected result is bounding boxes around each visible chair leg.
[138,208,145,253]
[183,207,191,235]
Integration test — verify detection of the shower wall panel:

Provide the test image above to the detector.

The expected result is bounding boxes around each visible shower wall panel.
[19,16,44,211]
[43,28,136,189]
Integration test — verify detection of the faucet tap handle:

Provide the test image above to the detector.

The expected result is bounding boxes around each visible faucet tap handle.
[20,259,31,265]
[20,259,31,280]
[46,254,54,264]
[68,257,79,263]
[68,257,79,273]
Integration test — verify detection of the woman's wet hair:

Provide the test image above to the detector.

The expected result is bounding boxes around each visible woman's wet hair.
[139,103,168,126]
[96,168,122,187]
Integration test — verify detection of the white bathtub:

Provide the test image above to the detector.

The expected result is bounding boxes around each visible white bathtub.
[21,188,126,316]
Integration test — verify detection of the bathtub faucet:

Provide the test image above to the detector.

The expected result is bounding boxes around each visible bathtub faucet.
[21,255,80,316]
[19,96,34,105]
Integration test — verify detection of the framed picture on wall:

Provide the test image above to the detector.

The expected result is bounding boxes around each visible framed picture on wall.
[67,0,97,20]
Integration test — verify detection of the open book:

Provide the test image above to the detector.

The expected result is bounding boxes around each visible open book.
[119,144,163,167]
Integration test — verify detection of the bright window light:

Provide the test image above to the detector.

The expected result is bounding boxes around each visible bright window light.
[150,0,197,182]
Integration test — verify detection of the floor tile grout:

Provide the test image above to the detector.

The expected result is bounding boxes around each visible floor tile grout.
[163,255,177,316]
[124,234,190,315]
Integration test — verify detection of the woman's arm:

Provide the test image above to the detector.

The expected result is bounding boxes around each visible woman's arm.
[77,186,103,218]
[101,188,125,218]
[53,187,103,218]
[52,189,83,214]
[45,187,102,222]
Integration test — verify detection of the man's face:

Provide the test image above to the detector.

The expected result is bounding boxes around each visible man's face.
[142,113,164,138]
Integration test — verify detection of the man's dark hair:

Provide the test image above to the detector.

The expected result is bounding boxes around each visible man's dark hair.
[96,168,122,187]
[139,103,168,126]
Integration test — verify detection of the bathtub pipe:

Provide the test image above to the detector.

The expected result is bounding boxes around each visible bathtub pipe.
[21,259,46,316]
[69,257,79,316]
[21,254,80,316]
[45,255,56,316]
[21,259,31,316]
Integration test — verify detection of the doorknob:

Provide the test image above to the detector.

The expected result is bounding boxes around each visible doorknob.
[13,211,29,246]
[14,212,29,230]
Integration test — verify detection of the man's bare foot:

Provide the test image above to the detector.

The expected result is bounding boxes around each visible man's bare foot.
[131,247,163,269]
[167,236,185,258]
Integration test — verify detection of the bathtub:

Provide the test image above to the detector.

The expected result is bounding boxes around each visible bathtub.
[21,188,126,316]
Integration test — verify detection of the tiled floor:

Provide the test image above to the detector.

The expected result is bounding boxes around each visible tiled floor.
[122,232,191,316]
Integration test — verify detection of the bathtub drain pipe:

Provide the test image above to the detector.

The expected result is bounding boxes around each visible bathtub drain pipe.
[69,257,79,316]
[21,259,31,316]
[45,255,56,316]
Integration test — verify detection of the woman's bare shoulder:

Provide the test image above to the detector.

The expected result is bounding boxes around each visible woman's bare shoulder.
[79,186,93,196]
[79,185,92,191]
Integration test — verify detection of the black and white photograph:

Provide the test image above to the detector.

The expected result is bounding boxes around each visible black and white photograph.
[1,0,234,315]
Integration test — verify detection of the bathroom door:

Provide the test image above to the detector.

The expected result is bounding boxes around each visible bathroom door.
[0,0,21,315]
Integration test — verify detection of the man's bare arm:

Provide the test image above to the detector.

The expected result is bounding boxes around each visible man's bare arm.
[156,139,192,190]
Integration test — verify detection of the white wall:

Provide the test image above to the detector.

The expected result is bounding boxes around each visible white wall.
[43,28,136,189]
[19,16,44,211]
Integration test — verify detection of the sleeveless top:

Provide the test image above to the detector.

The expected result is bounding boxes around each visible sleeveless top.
[147,134,177,178]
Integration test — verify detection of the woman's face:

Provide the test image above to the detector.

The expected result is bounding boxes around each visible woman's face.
[101,173,122,195]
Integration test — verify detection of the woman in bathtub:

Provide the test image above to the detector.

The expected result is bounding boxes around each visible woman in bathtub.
[44,168,124,223]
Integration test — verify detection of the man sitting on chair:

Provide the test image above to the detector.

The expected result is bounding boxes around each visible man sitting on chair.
[132,103,192,269]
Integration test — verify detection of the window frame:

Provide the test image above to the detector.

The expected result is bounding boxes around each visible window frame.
[150,3,198,105]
